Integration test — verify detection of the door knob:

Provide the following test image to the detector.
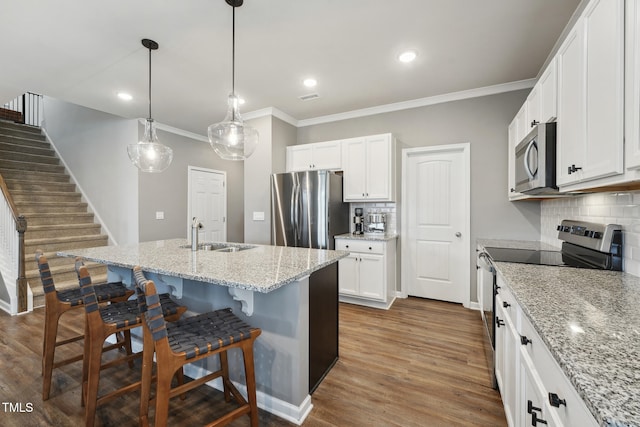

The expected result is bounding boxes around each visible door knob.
[455,232,462,237]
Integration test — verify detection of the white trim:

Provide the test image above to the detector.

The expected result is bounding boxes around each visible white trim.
[468,301,481,311]
[0,296,11,314]
[401,143,471,308]
[187,166,228,241]
[41,128,119,246]
[297,79,535,127]
[242,107,299,127]
[138,118,209,143]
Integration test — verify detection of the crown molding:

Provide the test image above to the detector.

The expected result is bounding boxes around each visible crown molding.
[138,118,209,143]
[242,107,299,127]
[295,79,536,127]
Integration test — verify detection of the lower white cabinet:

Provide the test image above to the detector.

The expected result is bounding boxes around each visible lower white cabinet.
[335,238,396,309]
[495,274,597,427]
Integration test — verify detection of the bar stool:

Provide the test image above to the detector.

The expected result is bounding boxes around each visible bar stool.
[75,260,187,427]
[133,266,262,427]
[35,250,134,401]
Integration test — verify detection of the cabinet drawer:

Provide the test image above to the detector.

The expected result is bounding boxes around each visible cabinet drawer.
[519,312,597,426]
[335,239,384,254]
[495,280,517,321]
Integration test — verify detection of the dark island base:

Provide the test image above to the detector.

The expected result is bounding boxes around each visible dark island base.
[309,262,339,393]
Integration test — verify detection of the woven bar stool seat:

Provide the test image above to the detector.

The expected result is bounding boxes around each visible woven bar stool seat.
[75,260,187,427]
[36,250,134,401]
[134,266,261,427]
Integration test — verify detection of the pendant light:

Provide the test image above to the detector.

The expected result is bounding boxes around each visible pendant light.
[208,0,259,161]
[127,39,173,173]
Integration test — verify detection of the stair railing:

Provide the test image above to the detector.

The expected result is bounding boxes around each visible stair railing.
[1,92,42,127]
[0,173,28,314]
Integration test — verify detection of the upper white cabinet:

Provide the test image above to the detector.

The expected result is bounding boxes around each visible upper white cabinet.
[539,58,558,123]
[286,140,342,172]
[342,133,396,202]
[556,0,624,187]
[626,0,640,170]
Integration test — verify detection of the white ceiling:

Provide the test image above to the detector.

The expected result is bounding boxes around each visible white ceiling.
[0,0,581,134]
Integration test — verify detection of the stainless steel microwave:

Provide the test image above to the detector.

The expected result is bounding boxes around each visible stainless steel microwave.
[514,122,557,194]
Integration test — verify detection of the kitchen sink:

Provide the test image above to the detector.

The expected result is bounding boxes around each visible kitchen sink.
[181,243,257,252]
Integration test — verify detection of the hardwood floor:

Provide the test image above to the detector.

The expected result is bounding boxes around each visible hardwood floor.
[0,297,505,426]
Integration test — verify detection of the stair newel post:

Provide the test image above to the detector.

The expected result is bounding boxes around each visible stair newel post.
[16,215,27,313]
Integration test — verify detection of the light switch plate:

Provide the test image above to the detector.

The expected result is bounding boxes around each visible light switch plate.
[155,211,164,220]
[253,211,265,221]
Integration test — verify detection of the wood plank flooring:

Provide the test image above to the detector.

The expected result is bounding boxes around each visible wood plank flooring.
[0,297,505,426]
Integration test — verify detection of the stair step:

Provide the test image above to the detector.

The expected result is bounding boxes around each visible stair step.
[0,134,50,149]
[0,158,65,174]
[25,250,89,268]
[22,212,95,226]
[0,127,46,141]
[17,201,89,214]
[0,120,43,135]
[0,169,70,183]
[3,179,76,193]
[25,235,109,253]
[11,190,82,203]
[0,148,59,165]
[0,141,55,157]
[27,261,107,289]
[26,223,102,239]
[31,273,110,308]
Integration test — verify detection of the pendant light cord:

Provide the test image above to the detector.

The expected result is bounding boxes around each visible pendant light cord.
[232,5,235,96]
[148,45,152,120]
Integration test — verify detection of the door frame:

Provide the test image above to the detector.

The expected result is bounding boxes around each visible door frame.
[400,143,471,307]
[187,166,227,241]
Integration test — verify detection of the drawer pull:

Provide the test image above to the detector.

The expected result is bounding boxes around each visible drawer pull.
[527,400,541,414]
[345,245,349,249]
[548,392,566,408]
[520,335,532,346]
[496,317,505,328]
[502,301,511,308]
[369,247,372,250]
[532,412,548,426]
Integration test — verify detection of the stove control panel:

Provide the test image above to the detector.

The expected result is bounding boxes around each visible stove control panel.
[557,220,621,253]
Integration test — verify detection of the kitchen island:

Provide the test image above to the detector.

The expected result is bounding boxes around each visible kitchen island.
[58,239,349,424]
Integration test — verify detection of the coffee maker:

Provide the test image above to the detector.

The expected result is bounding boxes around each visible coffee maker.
[353,208,364,235]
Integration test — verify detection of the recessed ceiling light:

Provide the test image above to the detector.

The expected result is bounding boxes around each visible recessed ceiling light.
[303,78,317,88]
[398,50,417,63]
[117,92,133,101]
[238,98,246,105]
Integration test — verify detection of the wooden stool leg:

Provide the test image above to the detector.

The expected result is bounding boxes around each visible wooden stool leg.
[123,330,134,368]
[153,365,173,427]
[220,350,231,403]
[42,307,61,400]
[83,333,103,427]
[241,341,259,427]
[139,333,154,427]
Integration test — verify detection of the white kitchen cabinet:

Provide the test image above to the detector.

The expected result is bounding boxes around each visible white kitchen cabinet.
[286,140,342,172]
[626,0,640,170]
[335,238,396,309]
[539,58,558,123]
[514,104,528,144]
[342,134,396,202]
[526,86,540,131]
[556,0,624,188]
[495,286,519,427]
[520,351,561,427]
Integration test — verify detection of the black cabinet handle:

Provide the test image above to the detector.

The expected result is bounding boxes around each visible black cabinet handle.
[531,120,540,127]
[521,335,532,346]
[368,247,372,250]
[496,317,505,328]
[345,245,349,249]
[527,400,541,414]
[510,188,516,193]
[548,392,566,408]
[568,164,582,175]
[532,412,548,426]
[503,301,511,308]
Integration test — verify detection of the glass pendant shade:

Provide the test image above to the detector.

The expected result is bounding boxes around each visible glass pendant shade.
[127,118,173,173]
[208,93,259,160]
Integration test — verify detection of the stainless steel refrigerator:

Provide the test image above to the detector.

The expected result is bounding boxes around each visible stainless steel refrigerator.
[271,170,349,249]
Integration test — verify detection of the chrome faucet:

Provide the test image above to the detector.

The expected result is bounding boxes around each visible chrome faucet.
[191,217,203,251]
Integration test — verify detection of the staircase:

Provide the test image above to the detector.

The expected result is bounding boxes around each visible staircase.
[0,120,110,307]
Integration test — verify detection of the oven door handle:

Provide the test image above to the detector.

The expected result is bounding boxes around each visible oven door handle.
[478,251,495,273]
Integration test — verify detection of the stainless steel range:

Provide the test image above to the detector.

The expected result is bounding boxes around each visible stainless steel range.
[476,219,623,389]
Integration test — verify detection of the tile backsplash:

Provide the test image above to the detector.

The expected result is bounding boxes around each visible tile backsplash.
[540,191,640,276]
[349,202,397,235]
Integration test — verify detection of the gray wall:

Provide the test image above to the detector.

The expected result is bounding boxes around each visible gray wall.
[42,97,139,244]
[297,90,542,302]
[138,126,244,243]
[272,117,296,174]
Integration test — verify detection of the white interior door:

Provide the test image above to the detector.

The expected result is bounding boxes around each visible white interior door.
[402,144,470,305]
[188,167,227,242]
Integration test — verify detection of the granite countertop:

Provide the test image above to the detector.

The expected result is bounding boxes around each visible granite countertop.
[477,239,640,427]
[58,239,349,293]
[334,232,398,241]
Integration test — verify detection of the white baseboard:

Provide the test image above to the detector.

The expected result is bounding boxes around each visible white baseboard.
[468,301,480,311]
[124,337,313,425]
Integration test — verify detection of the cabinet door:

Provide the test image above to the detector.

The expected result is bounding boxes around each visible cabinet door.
[342,137,367,201]
[627,0,640,170]
[503,309,519,427]
[287,145,313,172]
[494,296,506,393]
[526,85,540,130]
[312,141,342,170]
[556,18,586,186]
[338,255,359,295]
[515,104,528,143]
[520,352,560,427]
[364,134,392,200]
[539,58,557,123]
[357,253,385,300]
[582,0,624,181]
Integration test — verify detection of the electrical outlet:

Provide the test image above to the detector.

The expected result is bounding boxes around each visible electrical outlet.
[155,211,164,220]
[253,211,265,221]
